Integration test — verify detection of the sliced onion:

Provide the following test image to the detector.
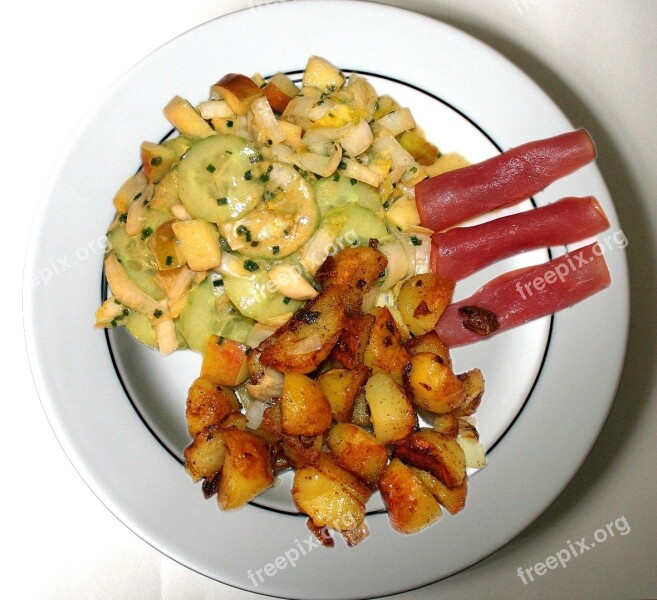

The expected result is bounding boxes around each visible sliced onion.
[378,239,409,290]
[374,107,416,136]
[214,252,252,278]
[341,158,382,187]
[170,204,192,220]
[268,264,318,300]
[250,96,286,144]
[303,123,352,146]
[104,253,162,316]
[413,233,432,274]
[198,100,235,119]
[390,228,417,279]
[94,296,125,327]
[289,334,323,355]
[296,142,341,177]
[247,367,284,401]
[300,226,339,275]
[245,400,268,429]
[155,315,178,356]
[246,323,278,348]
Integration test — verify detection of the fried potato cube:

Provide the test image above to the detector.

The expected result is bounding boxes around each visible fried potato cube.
[316,246,388,314]
[397,274,455,336]
[408,466,468,515]
[330,313,375,369]
[365,372,416,444]
[314,453,372,505]
[317,365,370,422]
[405,330,452,367]
[363,307,411,383]
[280,372,333,436]
[259,286,346,374]
[404,352,465,414]
[453,368,485,417]
[184,425,226,482]
[392,429,466,489]
[292,466,366,532]
[186,377,241,436]
[379,458,442,534]
[327,423,388,487]
[217,428,274,511]
[201,335,249,387]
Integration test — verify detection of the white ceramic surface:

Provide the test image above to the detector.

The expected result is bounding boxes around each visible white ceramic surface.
[24,1,629,598]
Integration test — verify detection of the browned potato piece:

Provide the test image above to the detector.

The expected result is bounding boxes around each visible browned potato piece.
[317,365,370,422]
[397,274,455,336]
[433,413,459,437]
[292,465,366,532]
[379,458,442,534]
[363,307,411,383]
[314,453,372,505]
[365,372,416,444]
[326,423,388,487]
[405,330,452,367]
[280,372,332,436]
[331,313,375,369]
[217,428,274,511]
[404,352,465,414]
[184,425,226,482]
[259,286,346,374]
[408,466,468,515]
[220,412,249,430]
[186,377,241,436]
[316,246,388,314]
[392,429,466,489]
[453,368,485,417]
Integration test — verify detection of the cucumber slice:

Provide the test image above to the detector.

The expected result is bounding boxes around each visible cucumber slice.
[223,268,303,324]
[177,134,265,224]
[179,277,255,353]
[219,163,319,259]
[124,311,188,350]
[314,175,382,217]
[107,224,165,300]
[322,204,390,245]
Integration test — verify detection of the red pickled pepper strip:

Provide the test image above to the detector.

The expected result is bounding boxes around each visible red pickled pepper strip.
[430,196,610,281]
[435,242,611,347]
[415,129,597,231]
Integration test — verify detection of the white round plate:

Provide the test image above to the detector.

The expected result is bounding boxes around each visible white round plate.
[24,2,629,598]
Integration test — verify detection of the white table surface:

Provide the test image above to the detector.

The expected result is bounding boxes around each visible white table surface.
[7,1,656,598]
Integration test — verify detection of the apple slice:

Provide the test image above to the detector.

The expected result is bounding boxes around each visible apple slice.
[212,73,262,116]
[262,72,299,113]
[200,335,249,387]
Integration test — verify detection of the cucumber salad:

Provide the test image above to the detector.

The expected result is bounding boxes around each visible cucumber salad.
[96,56,468,355]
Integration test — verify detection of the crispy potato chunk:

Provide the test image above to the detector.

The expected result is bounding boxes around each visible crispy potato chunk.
[363,307,411,383]
[314,453,372,505]
[408,466,468,515]
[403,352,465,414]
[317,365,370,422]
[331,313,375,369]
[327,423,388,487]
[316,246,387,314]
[280,372,333,436]
[397,274,455,336]
[217,428,274,511]
[432,413,459,437]
[379,458,442,534]
[292,465,366,532]
[405,330,452,367]
[392,429,466,489]
[259,286,346,374]
[365,372,416,444]
[184,425,226,482]
[453,369,485,417]
[186,377,241,436]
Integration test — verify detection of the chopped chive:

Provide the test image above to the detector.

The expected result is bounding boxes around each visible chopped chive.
[236,225,252,242]
[410,166,418,173]
[382,200,390,209]
[141,227,153,240]
[216,197,229,205]
[165,255,174,266]
[410,235,422,246]
[119,213,127,223]
[219,237,232,252]
[282,297,291,304]
[133,192,142,201]
[316,99,325,106]
[328,84,337,92]
[213,279,224,287]
[328,112,335,118]
[153,309,163,318]
[122,308,130,316]
[206,163,216,173]
[244,170,253,180]
[226,119,234,128]
[350,178,357,185]
[251,241,259,247]
[243,259,259,272]
[332,173,340,182]
[225,150,233,155]
[110,319,118,327]
[216,336,225,345]
[283,229,290,236]
[259,173,270,183]
[250,155,262,164]
[150,156,162,166]
[338,161,347,170]
[272,245,280,255]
